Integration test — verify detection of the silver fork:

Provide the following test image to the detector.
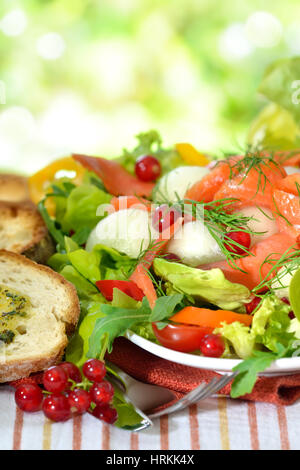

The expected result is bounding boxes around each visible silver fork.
[107,363,236,429]
[148,372,236,419]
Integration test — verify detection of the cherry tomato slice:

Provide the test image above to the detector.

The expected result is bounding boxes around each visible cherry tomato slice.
[152,323,213,353]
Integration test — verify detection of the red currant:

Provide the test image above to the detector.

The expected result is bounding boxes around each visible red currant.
[199,334,225,358]
[152,205,181,233]
[90,381,114,406]
[92,405,118,424]
[82,359,106,383]
[43,366,68,393]
[68,389,91,414]
[60,362,82,384]
[224,231,251,256]
[15,384,43,413]
[245,296,262,314]
[135,155,161,182]
[42,394,71,422]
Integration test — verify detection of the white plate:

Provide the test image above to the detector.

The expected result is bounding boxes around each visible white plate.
[127,331,300,377]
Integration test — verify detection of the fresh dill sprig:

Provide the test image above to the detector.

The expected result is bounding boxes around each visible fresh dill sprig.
[252,244,300,295]
[220,148,285,196]
[150,194,263,271]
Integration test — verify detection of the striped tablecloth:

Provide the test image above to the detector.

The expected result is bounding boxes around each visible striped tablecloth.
[0,385,296,450]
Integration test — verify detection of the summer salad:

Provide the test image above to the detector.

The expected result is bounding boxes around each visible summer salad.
[26,57,300,405]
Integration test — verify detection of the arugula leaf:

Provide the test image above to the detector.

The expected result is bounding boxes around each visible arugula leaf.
[88,296,152,356]
[230,350,278,398]
[38,200,66,249]
[150,294,183,322]
[231,343,289,398]
[88,294,183,356]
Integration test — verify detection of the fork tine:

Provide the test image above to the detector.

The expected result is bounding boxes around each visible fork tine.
[189,373,236,405]
[149,378,220,419]
[149,373,236,419]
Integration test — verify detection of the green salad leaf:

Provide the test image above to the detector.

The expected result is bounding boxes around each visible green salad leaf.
[88,296,152,356]
[62,183,112,233]
[87,294,183,356]
[248,57,300,150]
[230,349,281,398]
[117,130,184,175]
[216,295,294,361]
[153,258,250,310]
[258,57,300,121]
[289,268,300,321]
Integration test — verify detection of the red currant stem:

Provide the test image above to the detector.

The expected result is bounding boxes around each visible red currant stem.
[68,378,77,391]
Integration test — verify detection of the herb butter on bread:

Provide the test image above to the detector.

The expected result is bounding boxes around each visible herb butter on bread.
[0,251,80,382]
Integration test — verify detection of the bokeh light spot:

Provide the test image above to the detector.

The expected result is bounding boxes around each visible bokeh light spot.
[0,9,27,37]
[218,23,253,62]
[245,11,282,48]
[36,32,66,60]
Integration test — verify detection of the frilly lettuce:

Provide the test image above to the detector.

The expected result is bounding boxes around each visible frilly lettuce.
[117,130,184,175]
[215,295,294,359]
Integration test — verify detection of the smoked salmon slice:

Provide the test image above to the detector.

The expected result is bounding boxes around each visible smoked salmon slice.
[184,158,243,203]
[213,161,286,210]
[110,196,151,212]
[201,232,296,291]
[272,189,300,230]
[73,154,155,197]
[275,174,300,196]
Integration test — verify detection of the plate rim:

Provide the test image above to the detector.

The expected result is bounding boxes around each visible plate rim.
[126,331,300,376]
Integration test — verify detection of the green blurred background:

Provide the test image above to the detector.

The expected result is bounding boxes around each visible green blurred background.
[0,0,299,174]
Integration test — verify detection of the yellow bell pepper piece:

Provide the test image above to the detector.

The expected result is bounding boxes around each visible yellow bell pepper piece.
[176,143,210,166]
[29,156,85,216]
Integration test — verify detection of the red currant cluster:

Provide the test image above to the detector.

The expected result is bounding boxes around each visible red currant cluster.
[14,359,117,425]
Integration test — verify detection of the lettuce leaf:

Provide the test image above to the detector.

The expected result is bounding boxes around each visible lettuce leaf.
[153,258,250,310]
[62,183,112,233]
[117,130,184,175]
[248,58,300,150]
[215,295,293,360]
[258,57,300,121]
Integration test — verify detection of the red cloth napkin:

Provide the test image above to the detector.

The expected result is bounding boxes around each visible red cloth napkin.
[9,337,300,407]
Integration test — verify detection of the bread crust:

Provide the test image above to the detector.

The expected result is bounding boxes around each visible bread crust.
[0,251,80,382]
[0,174,29,203]
[0,201,55,263]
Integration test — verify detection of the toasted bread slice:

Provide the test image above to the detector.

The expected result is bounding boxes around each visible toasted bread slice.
[0,174,29,203]
[0,201,55,264]
[0,251,80,382]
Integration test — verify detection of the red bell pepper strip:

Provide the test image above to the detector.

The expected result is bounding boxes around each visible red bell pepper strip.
[72,154,154,197]
[96,280,145,302]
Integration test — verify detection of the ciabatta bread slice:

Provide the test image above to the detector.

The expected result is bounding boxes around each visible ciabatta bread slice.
[0,174,29,203]
[0,201,55,264]
[0,251,80,382]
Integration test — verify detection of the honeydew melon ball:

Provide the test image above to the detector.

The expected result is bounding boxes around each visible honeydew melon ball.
[165,220,226,267]
[153,166,209,203]
[234,206,277,246]
[86,208,158,259]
